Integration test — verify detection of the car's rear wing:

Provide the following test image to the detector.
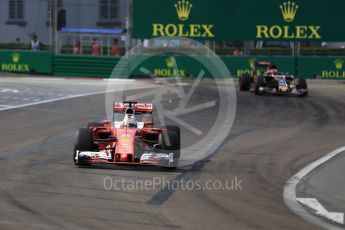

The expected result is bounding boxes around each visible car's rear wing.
[255,61,273,69]
[113,102,153,114]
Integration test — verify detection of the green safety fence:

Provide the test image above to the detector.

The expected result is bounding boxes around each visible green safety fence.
[298,57,345,79]
[52,55,121,78]
[129,55,345,79]
[0,51,344,79]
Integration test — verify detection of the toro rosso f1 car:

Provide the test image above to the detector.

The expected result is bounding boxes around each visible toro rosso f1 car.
[73,102,180,169]
[239,61,308,97]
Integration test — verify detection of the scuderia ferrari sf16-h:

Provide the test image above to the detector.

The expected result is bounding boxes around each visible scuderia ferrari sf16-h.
[73,102,180,169]
[239,61,308,97]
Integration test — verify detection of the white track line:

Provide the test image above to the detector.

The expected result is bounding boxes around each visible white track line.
[0,105,13,108]
[284,146,345,230]
[0,85,155,112]
[0,91,108,112]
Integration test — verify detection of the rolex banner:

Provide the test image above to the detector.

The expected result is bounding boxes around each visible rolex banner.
[132,0,345,41]
[0,51,52,74]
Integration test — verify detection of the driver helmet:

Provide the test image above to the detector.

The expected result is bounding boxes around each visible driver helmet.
[267,64,278,74]
[123,108,137,128]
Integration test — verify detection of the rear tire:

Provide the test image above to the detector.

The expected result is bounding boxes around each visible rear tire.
[254,75,265,95]
[239,74,252,91]
[73,128,93,166]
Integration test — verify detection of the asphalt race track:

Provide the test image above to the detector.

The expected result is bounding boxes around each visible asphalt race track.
[296,149,345,227]
[0,76,344,230]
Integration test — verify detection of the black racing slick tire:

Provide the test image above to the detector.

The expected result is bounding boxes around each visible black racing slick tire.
[254,75,265,95]
[239,74,252,91]
[159,126,180,169]
[73,128,93,166]
[296,79,308,97]
[159,127,180,151]
[164,126,181,141]
[296,79,308,90]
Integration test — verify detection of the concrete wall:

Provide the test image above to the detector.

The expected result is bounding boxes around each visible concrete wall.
[0,0,49,43]
[0,0,129,44]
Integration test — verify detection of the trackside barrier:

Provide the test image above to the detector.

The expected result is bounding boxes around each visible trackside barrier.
[129,55,345,79]
[0,50,52,74]
[0,51,343,79]
[52,55,122,78]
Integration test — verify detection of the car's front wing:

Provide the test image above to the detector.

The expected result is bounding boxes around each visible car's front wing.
[75,150,178,168]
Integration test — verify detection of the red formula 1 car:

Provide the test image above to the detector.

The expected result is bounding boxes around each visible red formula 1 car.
[73,102,180,169]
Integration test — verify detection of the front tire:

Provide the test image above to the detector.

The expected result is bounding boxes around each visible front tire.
[254,75,265,95]
[159,126,180,151]
[73,128,93,166]
[296,79,308,97]
[159,126,180,169]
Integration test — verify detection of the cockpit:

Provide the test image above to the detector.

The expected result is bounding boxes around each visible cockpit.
[122,108,138,128]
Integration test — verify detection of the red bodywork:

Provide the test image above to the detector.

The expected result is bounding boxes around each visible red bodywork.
[84,103,167,166]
